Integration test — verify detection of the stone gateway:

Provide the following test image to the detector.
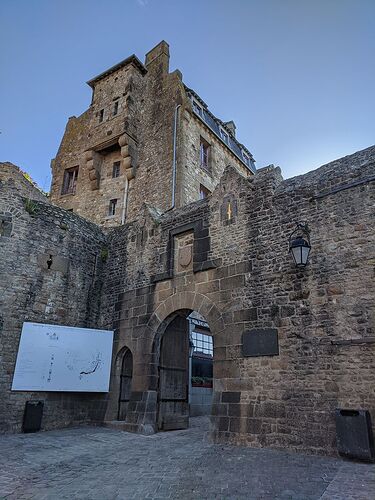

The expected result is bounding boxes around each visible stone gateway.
[0,41,374,458]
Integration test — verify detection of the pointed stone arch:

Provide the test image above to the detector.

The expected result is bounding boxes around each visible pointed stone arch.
[117,347,133,420]
[142,291,223,432]
[105,344,133,422]
[105,291,225,434]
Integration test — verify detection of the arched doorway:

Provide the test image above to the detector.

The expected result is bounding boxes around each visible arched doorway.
[156,311,213,431]
[118,348,133,421]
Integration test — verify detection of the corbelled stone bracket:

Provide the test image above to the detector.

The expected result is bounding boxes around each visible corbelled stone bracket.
[119,134,137,180]
[84,150,100,191]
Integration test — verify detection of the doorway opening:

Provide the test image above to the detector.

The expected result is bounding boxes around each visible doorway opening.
[157,310,213,431]
[117,348,133,421]
[189,312,213,417]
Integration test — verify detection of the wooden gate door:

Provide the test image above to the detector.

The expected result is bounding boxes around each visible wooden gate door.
[158,315,190,430]
[118,349,133,420]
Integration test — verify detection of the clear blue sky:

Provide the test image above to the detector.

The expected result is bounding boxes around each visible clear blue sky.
[1,0,374,190]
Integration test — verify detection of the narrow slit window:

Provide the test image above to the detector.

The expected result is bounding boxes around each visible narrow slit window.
[99,109,104,123]
[113,101,119,116]
[200,138,210,171]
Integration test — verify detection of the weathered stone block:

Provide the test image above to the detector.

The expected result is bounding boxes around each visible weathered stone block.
[220,275,245,291]
[228,404,241,417]
[218,417,229,432]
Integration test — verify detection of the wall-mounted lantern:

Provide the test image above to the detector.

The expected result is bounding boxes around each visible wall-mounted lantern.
[46,254,53,270]
[289,222,311,268]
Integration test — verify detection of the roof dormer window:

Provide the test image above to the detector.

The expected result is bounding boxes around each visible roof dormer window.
[192,100,203,117]
[242,151,250,166]
[220,128,229,144]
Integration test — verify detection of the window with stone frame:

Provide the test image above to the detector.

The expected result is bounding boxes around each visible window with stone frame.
[112,161,121,178]
[113,100,119,116]
[108,198,118,216]
[199,184,211,200]
[61,166,79,195]
[200,138,210,171]
[99,109,104,123]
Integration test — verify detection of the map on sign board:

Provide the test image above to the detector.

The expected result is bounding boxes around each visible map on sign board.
[11,322,114,392]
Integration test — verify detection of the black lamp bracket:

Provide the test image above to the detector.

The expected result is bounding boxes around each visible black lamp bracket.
[288,222,311,248]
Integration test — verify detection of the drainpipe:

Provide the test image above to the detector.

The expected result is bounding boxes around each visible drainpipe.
[121,176,129,225]
[170,104,181,210]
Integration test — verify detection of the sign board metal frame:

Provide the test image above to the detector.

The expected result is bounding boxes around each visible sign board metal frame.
[12,322,114,393]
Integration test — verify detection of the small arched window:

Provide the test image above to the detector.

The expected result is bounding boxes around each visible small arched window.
[118,348,133,420]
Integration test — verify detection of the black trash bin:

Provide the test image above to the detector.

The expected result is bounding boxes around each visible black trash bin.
[335,409,375,461]
[23,401,44,433]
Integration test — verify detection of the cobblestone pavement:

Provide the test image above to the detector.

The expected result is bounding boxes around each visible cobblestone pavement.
[0,417,374,499]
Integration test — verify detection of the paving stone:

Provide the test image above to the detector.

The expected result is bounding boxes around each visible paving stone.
[0,417,374,499]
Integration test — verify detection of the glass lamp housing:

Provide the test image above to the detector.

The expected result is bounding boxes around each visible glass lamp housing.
[290,236,311,267]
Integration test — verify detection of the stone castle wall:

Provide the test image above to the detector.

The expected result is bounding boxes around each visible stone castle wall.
[1,145,374,456]
[100,145,375,455]
[0,165,107,432]
[1,163,48,202]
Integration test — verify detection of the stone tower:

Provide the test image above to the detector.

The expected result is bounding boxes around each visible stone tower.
[50,41,255,227]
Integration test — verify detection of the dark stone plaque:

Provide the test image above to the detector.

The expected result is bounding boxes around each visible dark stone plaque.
[242,329,279,357]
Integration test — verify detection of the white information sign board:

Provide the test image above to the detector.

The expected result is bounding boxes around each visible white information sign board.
[11,322,114,392]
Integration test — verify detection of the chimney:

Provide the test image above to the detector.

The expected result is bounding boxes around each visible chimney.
[224,120,236,137]
[145,40,170,75]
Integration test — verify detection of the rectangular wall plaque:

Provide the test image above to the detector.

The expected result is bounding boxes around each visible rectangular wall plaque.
[242,328,279,357]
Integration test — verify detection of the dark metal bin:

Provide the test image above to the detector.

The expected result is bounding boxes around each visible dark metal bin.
[23,401,44,433]
[335,409,375,461]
